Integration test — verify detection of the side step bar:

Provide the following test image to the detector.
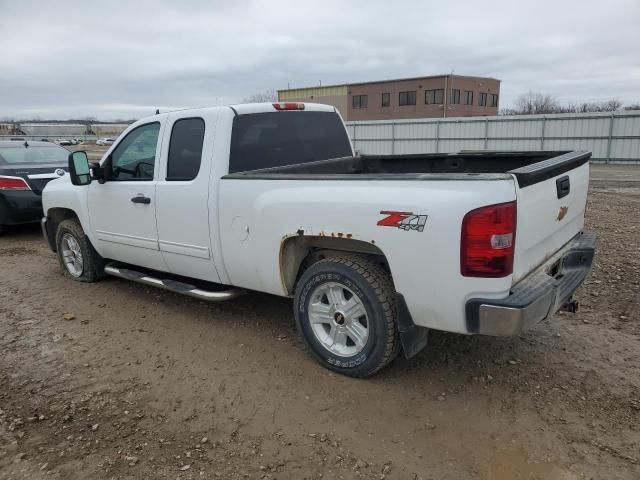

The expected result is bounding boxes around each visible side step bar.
[104,264,244,302]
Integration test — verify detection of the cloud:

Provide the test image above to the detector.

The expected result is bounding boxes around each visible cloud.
[0,0,638,119]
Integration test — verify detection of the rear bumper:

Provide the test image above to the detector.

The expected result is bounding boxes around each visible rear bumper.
[0,190,43,226]
[466,230,596,336]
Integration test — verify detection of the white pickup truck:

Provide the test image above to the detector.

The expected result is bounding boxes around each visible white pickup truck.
[41,102,596,377]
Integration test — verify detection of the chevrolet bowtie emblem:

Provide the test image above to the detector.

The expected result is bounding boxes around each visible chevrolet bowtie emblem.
[557,206,569,221]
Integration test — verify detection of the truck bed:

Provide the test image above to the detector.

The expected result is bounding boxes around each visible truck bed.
[225,150,591,188]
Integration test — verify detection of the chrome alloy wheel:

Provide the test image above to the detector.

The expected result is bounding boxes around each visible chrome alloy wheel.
[308,282,369,357]
[61,233,84,277]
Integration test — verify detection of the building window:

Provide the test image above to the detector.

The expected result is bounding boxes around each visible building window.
[381,92,390,107]
[450,89,460,105]
[464,90,474,105]
[352,95,368,109]
[490,94,499,107]
[399,91,416,106]
[479,92,487,107]
[425,89,444,105]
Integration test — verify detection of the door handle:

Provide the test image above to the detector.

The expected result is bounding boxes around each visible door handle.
[131,195,151,204]
[556,176,570,199]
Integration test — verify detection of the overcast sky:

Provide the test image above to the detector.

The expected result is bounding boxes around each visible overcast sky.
[1,0,638,120]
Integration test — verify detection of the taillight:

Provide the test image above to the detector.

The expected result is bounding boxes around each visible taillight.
[0,176,31,190]
[461,201,516,278]
[272,102,305,111]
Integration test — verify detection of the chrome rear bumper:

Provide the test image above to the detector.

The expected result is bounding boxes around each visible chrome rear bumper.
[465,231,596,336]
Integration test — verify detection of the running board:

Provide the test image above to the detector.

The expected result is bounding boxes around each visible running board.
[104,264,244,302]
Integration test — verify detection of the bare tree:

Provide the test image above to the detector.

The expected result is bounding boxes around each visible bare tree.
[568,99,623,113]
[242,90,278,103]
[503,91,561,115]
[503,92,631,115]
[624,103,640,111]
[600,99,623,112]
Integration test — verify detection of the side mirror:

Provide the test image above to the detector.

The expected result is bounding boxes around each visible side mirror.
[89,160,107,183]
[68,151,92,186]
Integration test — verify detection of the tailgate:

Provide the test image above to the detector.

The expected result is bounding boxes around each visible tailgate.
[510,151,591,283]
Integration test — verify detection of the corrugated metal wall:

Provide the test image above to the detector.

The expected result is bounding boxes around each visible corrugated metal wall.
[90,124,129,136]
[0,123,131,141]
[346,111,640,163]
[19,124,88,136]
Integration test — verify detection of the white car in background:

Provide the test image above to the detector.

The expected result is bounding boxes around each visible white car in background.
[96,138,115,146]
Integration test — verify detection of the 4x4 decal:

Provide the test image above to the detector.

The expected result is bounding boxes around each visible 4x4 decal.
[377,211,428,232]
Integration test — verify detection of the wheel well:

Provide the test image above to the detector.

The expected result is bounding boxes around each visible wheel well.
[279,235,390,295]
[46,208,79,250]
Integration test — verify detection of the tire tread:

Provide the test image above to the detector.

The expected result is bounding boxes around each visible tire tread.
[296,255,399,377]
[55,219,103,282]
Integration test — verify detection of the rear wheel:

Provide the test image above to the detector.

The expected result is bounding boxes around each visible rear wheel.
[294,255,399,377]
[55,219,103,282]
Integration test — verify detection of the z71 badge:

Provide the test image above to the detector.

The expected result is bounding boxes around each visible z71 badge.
[377,211,428,232]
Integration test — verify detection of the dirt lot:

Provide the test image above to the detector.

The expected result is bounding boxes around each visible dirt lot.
[0,164,638,480]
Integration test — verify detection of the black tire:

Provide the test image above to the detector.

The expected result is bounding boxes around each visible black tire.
[55,218,104,282]
[294,255,399,378]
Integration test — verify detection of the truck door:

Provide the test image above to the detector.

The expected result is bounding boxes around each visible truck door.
[154,113,221,282]
[87,121,167,271]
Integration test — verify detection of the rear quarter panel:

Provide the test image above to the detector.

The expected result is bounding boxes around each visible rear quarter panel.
[218,177,517,334]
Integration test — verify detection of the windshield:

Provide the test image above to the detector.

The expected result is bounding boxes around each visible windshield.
[229,111,353,173]
[0,145,69,165]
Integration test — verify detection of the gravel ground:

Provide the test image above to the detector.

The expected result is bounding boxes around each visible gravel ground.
[0,164,638,480]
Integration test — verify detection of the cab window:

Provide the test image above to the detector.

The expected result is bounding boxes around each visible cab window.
[166,118,205,181]
[109,122,160,181]
[229,111,352,173]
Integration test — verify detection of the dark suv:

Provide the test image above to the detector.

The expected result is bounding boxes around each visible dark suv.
[0,141,69,234]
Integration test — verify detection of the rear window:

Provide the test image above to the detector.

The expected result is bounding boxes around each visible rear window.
[166,117,205,181]
[229,111,352,173]
[0,145,69,165]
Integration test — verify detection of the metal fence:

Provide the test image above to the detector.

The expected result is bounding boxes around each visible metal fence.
[345,111,640,163]
[0,135,98,142]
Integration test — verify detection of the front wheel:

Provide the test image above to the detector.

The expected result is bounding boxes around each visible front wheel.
[55,219,103,282]
[294,256,399,377]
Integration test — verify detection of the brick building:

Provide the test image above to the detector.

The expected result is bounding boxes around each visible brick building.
[278,74,500,121]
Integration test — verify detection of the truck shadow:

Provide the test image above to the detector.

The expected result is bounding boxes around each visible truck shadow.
[0,222,42,239]
[85,261,569,390]
[188,289,561,384]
